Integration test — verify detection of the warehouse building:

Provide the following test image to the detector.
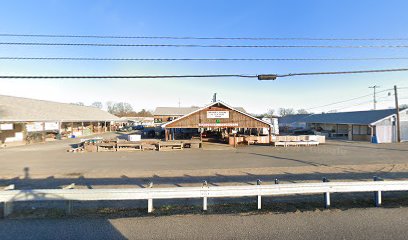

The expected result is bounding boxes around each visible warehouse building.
[279,109,408,143]
[162,101,273,145]
[0,95,119,146]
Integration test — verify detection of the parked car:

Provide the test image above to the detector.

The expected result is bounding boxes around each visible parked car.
[132,125,144,130]
[119,126,132,132]
[293,129,315,135]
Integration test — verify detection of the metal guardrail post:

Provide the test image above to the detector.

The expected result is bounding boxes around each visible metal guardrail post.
[257,179,262,210]
[148,181,154,213]
[374,176,383,207]
[3,201,13,218]
[202,181,208,211]
[3,184,15,218]
[63,183,75,215]
[323,177,330,208]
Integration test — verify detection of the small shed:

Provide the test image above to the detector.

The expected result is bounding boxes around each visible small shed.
[162,101,273,145]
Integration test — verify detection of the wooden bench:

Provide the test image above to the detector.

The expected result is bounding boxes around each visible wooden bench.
[116,142,143,152]
[157,142,183,151]
[97,142,117,152]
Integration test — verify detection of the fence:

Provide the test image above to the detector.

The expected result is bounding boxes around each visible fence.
[1,177,407,217]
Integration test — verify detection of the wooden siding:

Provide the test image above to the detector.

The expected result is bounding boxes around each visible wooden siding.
[165,104,269,129]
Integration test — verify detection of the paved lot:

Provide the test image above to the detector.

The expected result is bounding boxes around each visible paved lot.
[0,133,407,189]
[1,207,408,240]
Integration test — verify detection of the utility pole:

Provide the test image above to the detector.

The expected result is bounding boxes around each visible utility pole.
[369,85,380,110]
[394,85,401,142]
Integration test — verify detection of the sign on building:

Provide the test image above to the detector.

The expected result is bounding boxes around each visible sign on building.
[0,123,13,130]
[26,122,44,132]
[207,111,229,119]
[44,122,59,131]
[198,123,238,127]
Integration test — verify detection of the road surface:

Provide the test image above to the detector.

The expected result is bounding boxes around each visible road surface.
[1,207,408,240]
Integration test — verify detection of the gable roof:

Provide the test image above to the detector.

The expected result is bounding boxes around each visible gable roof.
[162,101,270,128]
[153,107,200,116]
[279,109,398,126]
[0,95,120,122]
[153,106,247,116]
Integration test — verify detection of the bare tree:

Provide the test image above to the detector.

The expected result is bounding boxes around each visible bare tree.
[137,109,153,117]
[297,109,309,114]
[71,102,84,106]
[90,101,103,109]
[106,101,114,114]
[106,102,134,117]
[279,108,295,116]
[266,108,275,117]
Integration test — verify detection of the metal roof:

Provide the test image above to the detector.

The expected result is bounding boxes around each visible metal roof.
[278,114,312,125]
[0,95,120,122]
[279,109,398,125]
[162,101,270,128]
[153,106,246,116]
[153,107,200,116]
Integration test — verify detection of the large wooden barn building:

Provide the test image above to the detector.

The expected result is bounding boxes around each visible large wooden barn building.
[162,101,273,145]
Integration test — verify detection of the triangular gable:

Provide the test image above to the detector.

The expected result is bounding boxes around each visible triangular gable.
[162,101,271,128]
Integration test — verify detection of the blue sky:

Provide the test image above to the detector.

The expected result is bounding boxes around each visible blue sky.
[1,0,408,113]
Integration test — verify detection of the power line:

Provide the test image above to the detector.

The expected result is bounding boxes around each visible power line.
[276,68,408,77]
[1,68,408,80]
[305,88,393,111]
[0,74,256,79]
[5,42,408,48]
[3,57,408,61]
[2,33,408,41]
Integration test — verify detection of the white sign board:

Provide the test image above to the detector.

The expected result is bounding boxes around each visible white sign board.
[198,123,238,127]
[207,111,229,119]
[26,122,44,132]
[0,123,13,130]
[44,122,59,131]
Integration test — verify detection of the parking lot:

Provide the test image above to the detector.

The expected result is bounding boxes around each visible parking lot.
[0,132,407,190]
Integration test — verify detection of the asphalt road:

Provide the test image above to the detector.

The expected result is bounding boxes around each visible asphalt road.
[1,207,408,240]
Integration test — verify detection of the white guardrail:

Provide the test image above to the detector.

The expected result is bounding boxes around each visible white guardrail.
[1,178,407,217]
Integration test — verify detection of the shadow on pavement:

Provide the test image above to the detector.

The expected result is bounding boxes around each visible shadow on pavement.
[0,218,127,240]
[1,168,408,189]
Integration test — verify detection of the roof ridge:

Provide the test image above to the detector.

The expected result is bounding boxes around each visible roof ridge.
[0,94,104,111]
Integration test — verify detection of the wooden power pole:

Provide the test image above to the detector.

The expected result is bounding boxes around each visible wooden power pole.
[394,85,401,143]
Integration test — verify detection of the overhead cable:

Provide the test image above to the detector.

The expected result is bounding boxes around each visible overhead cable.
[4,42,408,48]
[2,33,408,41]
[3,57,408,61]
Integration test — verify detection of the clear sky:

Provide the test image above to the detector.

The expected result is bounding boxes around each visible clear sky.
[1,0,408,114]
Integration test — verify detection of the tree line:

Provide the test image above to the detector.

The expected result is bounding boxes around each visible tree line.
[70,101,153,117]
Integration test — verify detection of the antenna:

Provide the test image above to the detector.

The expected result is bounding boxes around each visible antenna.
[212,93,217,102]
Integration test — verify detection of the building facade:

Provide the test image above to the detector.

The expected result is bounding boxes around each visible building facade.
[279,109,408,143]
[0,95,119,146]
